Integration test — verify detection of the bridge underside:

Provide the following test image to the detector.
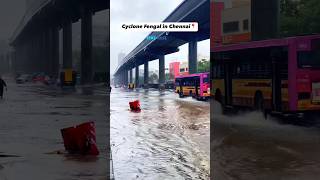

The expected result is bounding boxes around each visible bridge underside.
[10,0,109,84]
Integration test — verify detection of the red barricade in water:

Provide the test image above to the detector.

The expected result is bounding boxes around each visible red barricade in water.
[129,100,141,111]
[61,126,78,153]
[76,122,99,155]
[60,121,99,155]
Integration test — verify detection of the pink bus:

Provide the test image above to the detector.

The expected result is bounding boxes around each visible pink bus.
[175,72,210,100]
[212,35,320,116]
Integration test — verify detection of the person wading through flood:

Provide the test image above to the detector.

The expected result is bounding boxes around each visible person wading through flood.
[0,76,7,99]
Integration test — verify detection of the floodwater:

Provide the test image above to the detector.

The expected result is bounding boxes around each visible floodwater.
[212,100,320,180]
[0,76,108,180]
[111,87,210,179]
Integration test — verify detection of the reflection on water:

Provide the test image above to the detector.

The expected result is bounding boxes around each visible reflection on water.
[213,100,320,180]
[111,88,210,179]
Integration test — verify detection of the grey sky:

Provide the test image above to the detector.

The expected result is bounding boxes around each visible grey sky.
[0,1,25,40]
[110,0,210,74]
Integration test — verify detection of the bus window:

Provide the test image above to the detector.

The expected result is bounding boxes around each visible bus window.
[185,77,194,86]
[175,79,181,86]
[298,50,320,69]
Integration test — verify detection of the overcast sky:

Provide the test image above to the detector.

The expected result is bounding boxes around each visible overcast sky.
[110,0,210,74]
[0,1,25,40]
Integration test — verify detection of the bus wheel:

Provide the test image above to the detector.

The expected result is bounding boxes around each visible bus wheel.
[179,91,184,98]
[215,89,222,104]
[254,92,265,114]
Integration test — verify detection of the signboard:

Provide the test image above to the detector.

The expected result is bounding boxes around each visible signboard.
[222,32,251,44]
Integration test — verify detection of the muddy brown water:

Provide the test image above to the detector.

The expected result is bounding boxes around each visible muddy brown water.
[0,77,108,179]
[212,100,320,180]
[111,88,210,179]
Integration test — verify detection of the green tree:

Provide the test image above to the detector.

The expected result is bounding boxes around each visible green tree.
[280,0,320,36]
[197,59,210,73]
[165,73,171,81]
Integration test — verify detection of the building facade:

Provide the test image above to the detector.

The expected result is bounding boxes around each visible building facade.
[212,0,251,45]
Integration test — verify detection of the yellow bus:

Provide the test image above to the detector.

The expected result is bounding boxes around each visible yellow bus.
[175,72,210,100]
[212,35,320,116]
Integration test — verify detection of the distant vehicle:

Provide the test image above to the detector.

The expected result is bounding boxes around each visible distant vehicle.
[32,73,46,83]
[165,81,175,89]
[60,69,76,87]
[16,74,32,84]
[43,76,56,85]
[175,72,210,100]
[128,83,135,89]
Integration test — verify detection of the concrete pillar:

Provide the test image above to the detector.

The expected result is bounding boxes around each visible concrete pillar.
[27,37,32,72]
[24,41,28,72]
[120,72,123,85]
[22,42,27,73]
[38,34,43,72]
[40,31,47,72]
[159,55,165,89]
[81,8,93,84]
[188,41,198,74]
[135,64,139,88]
[129,69,133,83]
[30,36,35,72]
[144,61,149,89]
[16,45,22,73]
[119,74,122,85]
[63,20,72,69]
[33,36,38,72]
[46,28,53,75]
[122,71,125,85]
[52,27,60,78]
[125,70,128,85]
[123,70,128,86]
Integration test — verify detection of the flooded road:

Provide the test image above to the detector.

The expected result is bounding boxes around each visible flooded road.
[212,100,320,180]
[111,87,210,179]
[0,76,107,180]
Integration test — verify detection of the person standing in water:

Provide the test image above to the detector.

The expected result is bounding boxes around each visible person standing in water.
[0,76,7,99]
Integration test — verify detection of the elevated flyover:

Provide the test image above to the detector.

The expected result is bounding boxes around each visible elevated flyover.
[10,0,108,84]
[114,0,210,89]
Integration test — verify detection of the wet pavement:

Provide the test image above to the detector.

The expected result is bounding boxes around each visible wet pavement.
[0,76,108,180]
[111,87,210,179]
[212,100,320,180]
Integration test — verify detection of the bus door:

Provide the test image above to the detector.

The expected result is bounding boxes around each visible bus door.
[271,50,282,111]
[224,61,233,105]
[180,78,184,96]
[195,76,200,97]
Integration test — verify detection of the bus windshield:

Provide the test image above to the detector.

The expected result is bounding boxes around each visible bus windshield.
[175,79,181,86]
[298,50,320,69]
[203,77,209,83]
